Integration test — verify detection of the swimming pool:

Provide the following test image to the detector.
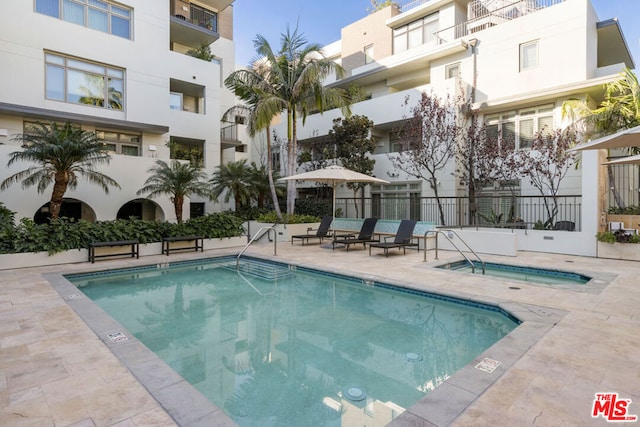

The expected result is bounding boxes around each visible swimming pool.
[436,260,591,285]
[66,256,519,426]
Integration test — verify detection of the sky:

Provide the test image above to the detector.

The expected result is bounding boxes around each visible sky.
[233,0,640,70]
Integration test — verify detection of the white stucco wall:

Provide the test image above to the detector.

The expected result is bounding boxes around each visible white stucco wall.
[0,1,240,221]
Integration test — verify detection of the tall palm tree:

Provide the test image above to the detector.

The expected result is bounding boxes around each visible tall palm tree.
[210,160,252,211]
[0,121,120,220]
[222,104,284,220]
[136,160,210,223]
[562,67,640,208]
[225,25,351,215]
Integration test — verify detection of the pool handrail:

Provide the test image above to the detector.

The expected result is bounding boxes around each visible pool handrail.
[425,229,486,274]
[237,225,277,269]
[235,268,277,296]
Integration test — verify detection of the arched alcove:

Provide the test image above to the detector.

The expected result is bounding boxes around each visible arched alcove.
[117,198,165,221]
[33,199,96,224]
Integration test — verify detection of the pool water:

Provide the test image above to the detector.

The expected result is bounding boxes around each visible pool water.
[68,257,518,427]
[437,260,591,285]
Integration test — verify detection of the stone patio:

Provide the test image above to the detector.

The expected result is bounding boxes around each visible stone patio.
[0,242,638,426]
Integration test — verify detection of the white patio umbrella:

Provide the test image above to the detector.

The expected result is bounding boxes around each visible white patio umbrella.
[279,165,389,221]
[569,124,640,151]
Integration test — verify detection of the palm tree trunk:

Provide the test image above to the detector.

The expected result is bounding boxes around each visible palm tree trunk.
[266,126,283,221]
[174,195,184,224]
[49,175,69,220]
[286,110,297,215]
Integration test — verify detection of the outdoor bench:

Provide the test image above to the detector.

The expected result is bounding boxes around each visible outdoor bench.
[161,236,204,256]
[88,240,139,263]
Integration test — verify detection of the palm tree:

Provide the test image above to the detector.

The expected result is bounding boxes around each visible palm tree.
[136,160,210,223]
[222,104,284,220]
[0,121,120,220]
[225,25,351,215]
[248,162,284,209]
[210,160,252,211]
[562,67,640,208]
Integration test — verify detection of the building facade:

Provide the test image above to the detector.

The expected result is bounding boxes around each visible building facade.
[267,0,634,227]
[0,0,246,223]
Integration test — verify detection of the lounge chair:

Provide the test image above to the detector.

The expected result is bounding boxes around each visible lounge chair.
[291,216,333,245]
[332,218,379,251]
[368,219,418,257]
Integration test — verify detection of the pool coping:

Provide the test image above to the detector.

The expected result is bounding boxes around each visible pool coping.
[44,254,567,427]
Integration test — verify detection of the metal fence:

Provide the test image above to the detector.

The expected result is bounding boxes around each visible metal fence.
[333,195,582,230]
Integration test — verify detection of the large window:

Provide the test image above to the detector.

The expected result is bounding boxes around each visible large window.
[486,105,554,150]
[393,13,439,54]
[371,183,421,221]
[97,130,141,156]
[35,0,132,39]
[46,52,125,110]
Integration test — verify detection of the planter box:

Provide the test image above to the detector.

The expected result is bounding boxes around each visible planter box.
[0,236,246,270]
[597,241,640,261]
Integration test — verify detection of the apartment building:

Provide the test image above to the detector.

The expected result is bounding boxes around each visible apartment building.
[268,0,634,225]
[0,0,246,223]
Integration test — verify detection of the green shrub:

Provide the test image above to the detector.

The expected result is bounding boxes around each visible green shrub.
[294,198,332,217]
[607,205,640,215]
[256,211,321,224]
[230,206,271,221]
[0,212,245,255]
[596,230,640,244]
[596,231,616,244]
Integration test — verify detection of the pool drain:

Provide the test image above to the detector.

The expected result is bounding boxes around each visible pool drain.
[344,386,366,401]
[403,352,423,362]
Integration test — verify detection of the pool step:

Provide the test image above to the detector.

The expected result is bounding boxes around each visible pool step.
[223,260,295,281]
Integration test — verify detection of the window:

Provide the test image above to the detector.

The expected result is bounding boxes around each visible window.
[486,105,554,150]
[393,13,439,54]
[445,63,460,79]
[520,40,538,71]
[190,203,205,218]
[169,92,183,110]
[45,52,124,110]
[364,44,374,64]
[97,130,141,156]
[35,0,132,39]
[370,183,421,221]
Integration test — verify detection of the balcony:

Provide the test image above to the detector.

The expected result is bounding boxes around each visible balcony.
[433,0,564,44]
[170,0,219,48]
[221,124,244,150]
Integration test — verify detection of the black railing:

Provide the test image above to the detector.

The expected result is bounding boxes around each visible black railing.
[331,195,582,230]
[190,4,217,32]
[221,124,238,141]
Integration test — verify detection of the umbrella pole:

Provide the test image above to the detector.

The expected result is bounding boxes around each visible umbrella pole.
[332,183,337,236]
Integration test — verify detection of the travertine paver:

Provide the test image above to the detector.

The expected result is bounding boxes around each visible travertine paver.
[0,243,639,426]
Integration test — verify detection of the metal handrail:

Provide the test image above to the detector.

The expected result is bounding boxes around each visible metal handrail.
[237,225,277,269]
[424,229,485,274]
[235,269,276,296]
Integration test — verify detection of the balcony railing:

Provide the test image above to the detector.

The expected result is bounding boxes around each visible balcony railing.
[221,124,238,141]
[190,3,217,32]
[433,0,564,44]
